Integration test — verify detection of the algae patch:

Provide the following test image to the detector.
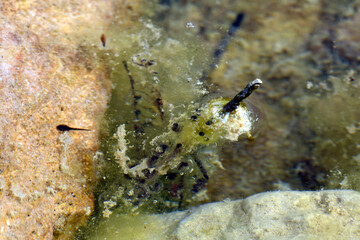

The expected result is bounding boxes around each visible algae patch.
[82,7,264,223]
[99,74,261,216]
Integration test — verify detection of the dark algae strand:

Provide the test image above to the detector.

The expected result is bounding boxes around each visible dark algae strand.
[221,79,262,115]
[201,12,245,81]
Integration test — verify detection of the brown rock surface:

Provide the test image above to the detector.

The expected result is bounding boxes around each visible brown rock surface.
[0,1,141,239]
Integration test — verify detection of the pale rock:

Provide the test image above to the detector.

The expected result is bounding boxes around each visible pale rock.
[91,190,360,240]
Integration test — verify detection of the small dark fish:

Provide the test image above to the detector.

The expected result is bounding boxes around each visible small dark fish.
[56,124,90,132]
[100,34,106,47]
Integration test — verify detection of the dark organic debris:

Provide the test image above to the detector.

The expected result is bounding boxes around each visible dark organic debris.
[221,79,262,114]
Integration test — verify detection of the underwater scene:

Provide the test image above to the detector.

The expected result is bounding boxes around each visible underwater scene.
[76,0,360,238]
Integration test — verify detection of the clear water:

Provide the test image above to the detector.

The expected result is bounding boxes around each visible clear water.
[76,0,360,238]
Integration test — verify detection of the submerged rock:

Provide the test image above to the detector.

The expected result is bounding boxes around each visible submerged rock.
[90,190,360,240]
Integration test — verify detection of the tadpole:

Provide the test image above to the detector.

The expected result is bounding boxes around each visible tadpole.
[56,124,90,131]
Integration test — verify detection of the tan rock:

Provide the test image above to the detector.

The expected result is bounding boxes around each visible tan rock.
[0,0,141,238]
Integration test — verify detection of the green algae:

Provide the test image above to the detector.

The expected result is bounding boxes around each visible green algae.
[90,7,230,217]
[87,211,186,240]
[95,35,260,214]
[76,3,265,239]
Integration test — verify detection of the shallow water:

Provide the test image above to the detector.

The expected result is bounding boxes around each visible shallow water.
[76,0,360,238]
